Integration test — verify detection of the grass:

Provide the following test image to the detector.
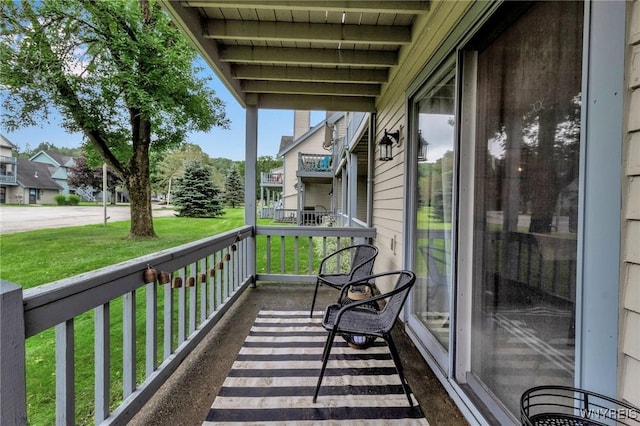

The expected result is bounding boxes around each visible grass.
[0,208,247,289]
[0,207,274,425]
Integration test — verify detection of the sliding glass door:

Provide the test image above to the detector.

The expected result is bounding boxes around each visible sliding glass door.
[468,1,583,416]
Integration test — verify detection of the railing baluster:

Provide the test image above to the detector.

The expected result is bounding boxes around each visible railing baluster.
[266,236,272,273]
[199,258,207,323]
[308,236,314,274]
[178,269,186,344]
[145,282,157,377]
[280,235,285,274]
[56,320,75,426]
[224,248,230,300]
[294,236,299,275]
[189,263,197,336]
[208,254,215,315]
[163,281,173,360]
[123,290,136,397]
[216,251,223,309]
[234,244,239,290]
[94,303,110,423]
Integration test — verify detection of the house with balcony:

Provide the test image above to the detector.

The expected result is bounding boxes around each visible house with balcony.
[0,137,63,204]
[2,2,640,425]
[0,135,18,204]
[260,110,374,228]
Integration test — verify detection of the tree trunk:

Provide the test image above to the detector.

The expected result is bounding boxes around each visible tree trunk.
[528,109,560,234]
[127,116,156,238]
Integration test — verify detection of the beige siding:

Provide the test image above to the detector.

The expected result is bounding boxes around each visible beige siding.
[281,125,330,211]
[356,178,367,222]
[621,0,640,408]
[372,2,472,290]
[304,184,331,210]
[281,151,298,210]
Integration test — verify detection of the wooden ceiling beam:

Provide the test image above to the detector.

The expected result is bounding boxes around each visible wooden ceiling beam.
[184,1,430,14]
[222,46,397,67]
[241,80,380,96]
[246,93,376,112]
[204,20,411,45]
[233,65,388,83]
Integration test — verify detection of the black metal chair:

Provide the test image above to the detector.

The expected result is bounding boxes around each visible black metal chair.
[312,270,417,406]
[521,385,640,426]
[309,244,378,317]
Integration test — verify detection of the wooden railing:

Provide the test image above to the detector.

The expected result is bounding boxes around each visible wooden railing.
[1,226,253,426]
[298,153,333,173]
[0,224,375,425]
[260,172,283,186]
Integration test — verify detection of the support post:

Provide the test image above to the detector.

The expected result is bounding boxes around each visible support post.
[0,281,27,425]
[245,105,258,285]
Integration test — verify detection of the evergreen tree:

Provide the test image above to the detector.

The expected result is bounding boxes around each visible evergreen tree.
[172,161,224,218]
[224,165,244,208]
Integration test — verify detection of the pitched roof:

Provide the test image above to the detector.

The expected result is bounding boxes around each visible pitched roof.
[16,158,62,190]
[0,134,17,149]
[29,150,73,167]
[278,136,294,155]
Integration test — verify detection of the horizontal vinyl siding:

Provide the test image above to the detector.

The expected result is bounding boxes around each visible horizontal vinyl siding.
[372,1,473,289]
[282,153,298,210]
[356,179,367,222]
[621,0,640,407]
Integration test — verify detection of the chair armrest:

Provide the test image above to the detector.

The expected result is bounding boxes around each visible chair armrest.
[330,271,413,327]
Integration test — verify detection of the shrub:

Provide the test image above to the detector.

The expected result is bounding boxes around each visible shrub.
[54,195,67,206]
[67,194,81,205]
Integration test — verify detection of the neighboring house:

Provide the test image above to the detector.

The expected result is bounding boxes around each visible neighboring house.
[0,135,18,204]
[261,110,371,227]
[29,150,75,196]
[4,158,62,204]
[276,111,341,225]
[167,1,640,423]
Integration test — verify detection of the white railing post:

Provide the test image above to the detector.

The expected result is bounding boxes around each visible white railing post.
[0,281,27,425]
[245,105,258,286]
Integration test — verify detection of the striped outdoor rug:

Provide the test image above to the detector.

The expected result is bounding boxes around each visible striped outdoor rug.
[203,310,429,425]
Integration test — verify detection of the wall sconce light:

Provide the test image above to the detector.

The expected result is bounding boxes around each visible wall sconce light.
[379,129,400,161]
[418,130,429,162]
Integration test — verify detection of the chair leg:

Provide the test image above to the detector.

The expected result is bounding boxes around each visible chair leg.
[313,329,336,403]
[385,333,413,406]
[310,278,321,318]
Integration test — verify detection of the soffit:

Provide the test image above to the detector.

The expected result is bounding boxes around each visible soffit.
[160,1,431,112]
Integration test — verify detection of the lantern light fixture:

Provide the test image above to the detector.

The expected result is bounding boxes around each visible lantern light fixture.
[378,129,400,161]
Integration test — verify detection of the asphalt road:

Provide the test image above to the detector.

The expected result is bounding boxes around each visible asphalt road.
[0,205,176,234]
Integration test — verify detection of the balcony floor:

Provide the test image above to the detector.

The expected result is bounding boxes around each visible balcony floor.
[129,283,468,426]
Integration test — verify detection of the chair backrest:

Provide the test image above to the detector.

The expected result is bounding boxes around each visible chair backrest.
[348,244,379,281]
[376,270,417,334]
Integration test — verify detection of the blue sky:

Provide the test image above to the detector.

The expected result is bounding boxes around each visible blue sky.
[2,67,325,162]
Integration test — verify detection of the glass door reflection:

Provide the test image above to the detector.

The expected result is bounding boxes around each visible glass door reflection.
[413,70,456,350]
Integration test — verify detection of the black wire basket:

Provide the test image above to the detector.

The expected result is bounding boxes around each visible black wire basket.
[521,386,640,426]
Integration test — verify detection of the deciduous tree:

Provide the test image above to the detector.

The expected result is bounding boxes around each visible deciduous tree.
[1,0,229,237]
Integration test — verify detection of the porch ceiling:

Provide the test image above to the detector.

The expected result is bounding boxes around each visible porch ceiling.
[160,1,430,112]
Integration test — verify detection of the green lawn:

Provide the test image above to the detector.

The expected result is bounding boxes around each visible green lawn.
[0,208,263,425]
[0,208,247,289]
